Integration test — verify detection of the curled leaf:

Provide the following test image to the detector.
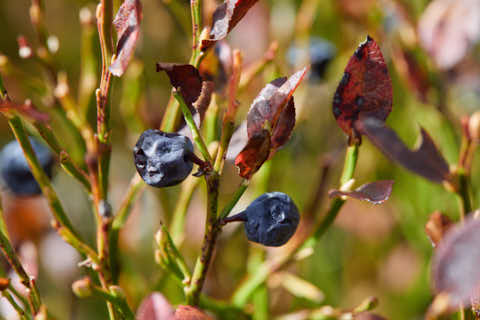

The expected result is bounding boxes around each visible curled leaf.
[433,218,480,310]
[332,36,392,138]
[234,68,306,178]
[355,117,450,184]
[109,0,142,77]
[136,292,174,320]
[418,0,480,70]
[234,130,270,179]
[157,63,213,121]
[201,0,259,50]
[0,99,49,123]
[247,67,306,151]
[425,211,453,247]
[328,180,394,204]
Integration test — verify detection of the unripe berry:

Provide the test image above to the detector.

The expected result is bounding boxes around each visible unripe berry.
[133,129,194,187]
[0,138,54,196]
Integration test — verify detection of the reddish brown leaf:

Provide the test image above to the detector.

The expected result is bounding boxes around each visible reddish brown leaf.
[418,0,480,70]
[333,36,392,137]
[201,0,259,50]
[433,218,480,309]
[156,63,210,117]
[270,98,295,152]
[234,129,270,179]
[328,180,394,204]
[109,0,142,77]
[136,293,174,320]
[425,211,453,247]
[174,305,212,320]
[247,68,306,140]
[355,117,450,184]
[0,99,49,123]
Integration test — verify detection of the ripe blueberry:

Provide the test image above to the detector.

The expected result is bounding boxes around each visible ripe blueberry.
[225,192,300,247]
[0,138,54,196]
[133,129,194,187]
[287,37,336,82]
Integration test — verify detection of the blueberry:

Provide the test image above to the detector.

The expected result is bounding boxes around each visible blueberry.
[287,37,336,82]
[225,192,300,247]
[133,129,194,187]
[0,138,54,196]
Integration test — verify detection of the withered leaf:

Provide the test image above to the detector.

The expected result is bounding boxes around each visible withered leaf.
[174,305,212,320]
[328,180,394,204]
[355,117,450,184]
[136,292,174,320]
[418,0,480,70]
[234,129,270,179]
[157,63,213,120]
[433,218,480,309]
[333,36,392,137]
[247,68,306,144]
[425,211,453,247]
[270,98,295,152]
[0,99,49,123]
[201,0,259,51]
[110,0,142,77]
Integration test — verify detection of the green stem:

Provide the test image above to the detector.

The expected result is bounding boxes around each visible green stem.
[218,181,249,220]
[340,144,359,186]
[90,285,134,319]
[190,0,202,62]
[185,173,219,305]
[456,171,472,220]
[173,90,212,163]
[2,290,28,319]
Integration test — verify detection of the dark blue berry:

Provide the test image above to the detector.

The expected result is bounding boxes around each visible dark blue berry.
[287,37,336,82]
[242,192,300,247]
[0,138,54,196]
[133,129,194,188]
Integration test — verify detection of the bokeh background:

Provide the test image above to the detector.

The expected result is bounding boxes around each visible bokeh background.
[0,0,479,319]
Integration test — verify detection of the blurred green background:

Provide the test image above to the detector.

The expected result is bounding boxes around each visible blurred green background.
[0,0,479,319]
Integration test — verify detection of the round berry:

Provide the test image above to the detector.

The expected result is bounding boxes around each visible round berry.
[133,129,194,187]
[243,192,300,247]
[0,138,54,196]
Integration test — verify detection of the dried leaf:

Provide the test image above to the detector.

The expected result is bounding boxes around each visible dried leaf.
[193,81,214,122]
[270,98,295,152]
[0,99,49,123]
[156,63,211,118]
[136,293,174,320]
[418,0,480,70]
[234,129,270,179]
[174,305,212,320]
[201,0,259,50]
[433,218,480,309]
[333,36,392,137]
[328,180,394,204]
[278,272,325,303]
[355,117,450,184]
[247,68,306,145]
[110,0,142,77]
[425,211,453,247]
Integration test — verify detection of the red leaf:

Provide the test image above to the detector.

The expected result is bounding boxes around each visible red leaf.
[418,0,480,70]
[425,211,453,247]
[328,180,394,204]
[0,99,49,123]
[234,130,270,179]
[355,117,450,184]
[433,218,480,309]
[174,305,212,320]
[201,0,259,50]
[270,98,295,152]
[109,0,142,77]
[157,63,213,120]
[136,293,174,320]
[247,68,306,141]
[333,36,392,137]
